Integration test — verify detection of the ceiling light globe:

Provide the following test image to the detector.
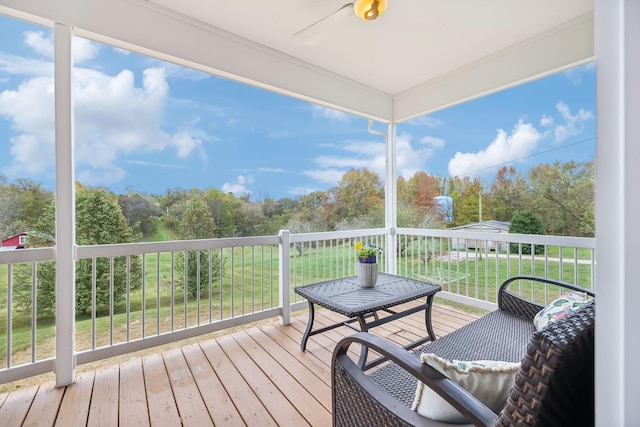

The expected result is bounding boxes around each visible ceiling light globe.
[354,0,388,21]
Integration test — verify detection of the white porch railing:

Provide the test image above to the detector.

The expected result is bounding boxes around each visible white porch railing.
[0,227,595,385]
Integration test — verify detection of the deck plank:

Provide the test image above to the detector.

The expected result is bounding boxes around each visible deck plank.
[216,334,310,426]
[0,301,478,427]
[162,348,214,427]
[22,381,64,427]
[181,343,245,427]
[87,365,119,427]
[0,385,38,427]
[119,358,150,427]
[246,326,331,407]
[55,370,94,427]
[141,353,182,427]
[199,338,278,426]
[233,330,331,425]
[258,323,331,381]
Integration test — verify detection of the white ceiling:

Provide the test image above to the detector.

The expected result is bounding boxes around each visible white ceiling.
[0,0,594,122]
[148,0,593,95]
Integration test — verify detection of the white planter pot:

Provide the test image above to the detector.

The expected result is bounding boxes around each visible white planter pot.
[356,262,378,288]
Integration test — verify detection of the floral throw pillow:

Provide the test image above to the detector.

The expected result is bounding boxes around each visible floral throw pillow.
[533,292,588,330]
[412,353,520,423]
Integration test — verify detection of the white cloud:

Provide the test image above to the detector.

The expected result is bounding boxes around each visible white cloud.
[0,52,52,77]
[23,31,99,64]
[126,160,186,169]
[448,119,542,178]
[0,62,209,185]
[154,60,210,81]
[258,167,286,173]
[540,115,554,127]
[310,105,351,123]
[77,167,126,185]
[24,31,53,58]
[404,116,443,128]
[288,186,320,196]
[302,131,444,187]
[420,135,445,148]
[563,62,595,85]
[553,101,593,143]
[302,169,345,186]
[222,174,254,196]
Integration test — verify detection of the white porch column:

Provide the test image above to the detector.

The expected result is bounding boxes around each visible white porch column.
[278,229,291,325]
[385,122,397,275]
[595,0,640,424]
[54,23,76,387]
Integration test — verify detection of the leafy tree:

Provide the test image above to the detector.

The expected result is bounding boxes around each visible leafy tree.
[527,161,595,236]
[331,168,384,223]
[176,198,221,298]
[118,192,163,237]
[509,211,545,255]
[202,188,245,237]
[450,177,487,225]
[14,187,142,315]
[405,172,439,215]
[0,178,23,238]
[488,166,527,222]
[0,177,52,239]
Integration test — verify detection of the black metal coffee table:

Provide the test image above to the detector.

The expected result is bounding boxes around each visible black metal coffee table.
[294,273,441,369]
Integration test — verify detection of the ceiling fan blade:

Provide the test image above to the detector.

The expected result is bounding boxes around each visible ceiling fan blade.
[293,3,354,46]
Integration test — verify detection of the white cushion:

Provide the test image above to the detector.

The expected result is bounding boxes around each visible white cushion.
[533,292,588,331]
[412,353,520,423]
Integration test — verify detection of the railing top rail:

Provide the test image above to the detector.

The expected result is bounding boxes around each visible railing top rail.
[0,247,55,265]
[0,227,595,264]
[396,227,596,249]
[288,228,389,243]
[76,234,280,259]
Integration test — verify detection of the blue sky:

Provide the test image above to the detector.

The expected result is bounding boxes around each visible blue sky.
[0,14,596,200]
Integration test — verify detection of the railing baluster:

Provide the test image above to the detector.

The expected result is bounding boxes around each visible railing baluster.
[109,257,114,346]
[31,262,37,363]
[184,251,188,328]
[92,258,97,350]
[126,255,130,342]
[196,250,201,325]
[171,251,175,332]
[7,264,12,369]
[156,252,160,336]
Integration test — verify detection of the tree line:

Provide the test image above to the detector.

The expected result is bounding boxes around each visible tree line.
[1,159,595,246]
[1,160,594,315]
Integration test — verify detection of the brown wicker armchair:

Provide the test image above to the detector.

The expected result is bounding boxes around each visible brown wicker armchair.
[332,276,595,426]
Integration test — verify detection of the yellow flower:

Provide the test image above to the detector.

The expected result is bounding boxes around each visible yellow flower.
[355,241,382,260]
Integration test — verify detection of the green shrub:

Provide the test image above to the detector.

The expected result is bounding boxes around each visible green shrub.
[509,211,545,255]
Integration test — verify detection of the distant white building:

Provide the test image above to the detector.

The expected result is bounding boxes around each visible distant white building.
[450,220,511,251]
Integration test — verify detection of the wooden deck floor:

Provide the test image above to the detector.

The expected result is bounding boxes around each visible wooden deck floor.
[0,301,479,427]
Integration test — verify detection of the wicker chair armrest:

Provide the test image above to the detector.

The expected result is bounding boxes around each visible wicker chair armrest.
[332,332,498,427]
[497,275,595,320]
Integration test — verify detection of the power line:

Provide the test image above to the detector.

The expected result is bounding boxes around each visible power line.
[454,136,595,179]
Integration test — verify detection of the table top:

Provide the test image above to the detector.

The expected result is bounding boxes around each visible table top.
[294,273,441,317]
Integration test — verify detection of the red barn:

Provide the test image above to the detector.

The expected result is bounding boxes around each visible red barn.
[1,232,28,250]
[1,231,54,250]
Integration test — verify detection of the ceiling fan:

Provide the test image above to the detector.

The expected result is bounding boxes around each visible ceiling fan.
[293,0,388,46]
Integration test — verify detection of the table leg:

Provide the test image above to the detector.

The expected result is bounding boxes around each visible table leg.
[424,293,437,341]
[356,315,369,368]
[300,301,315,351]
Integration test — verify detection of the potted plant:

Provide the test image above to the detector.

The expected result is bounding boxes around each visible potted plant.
[354,242,383,287]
